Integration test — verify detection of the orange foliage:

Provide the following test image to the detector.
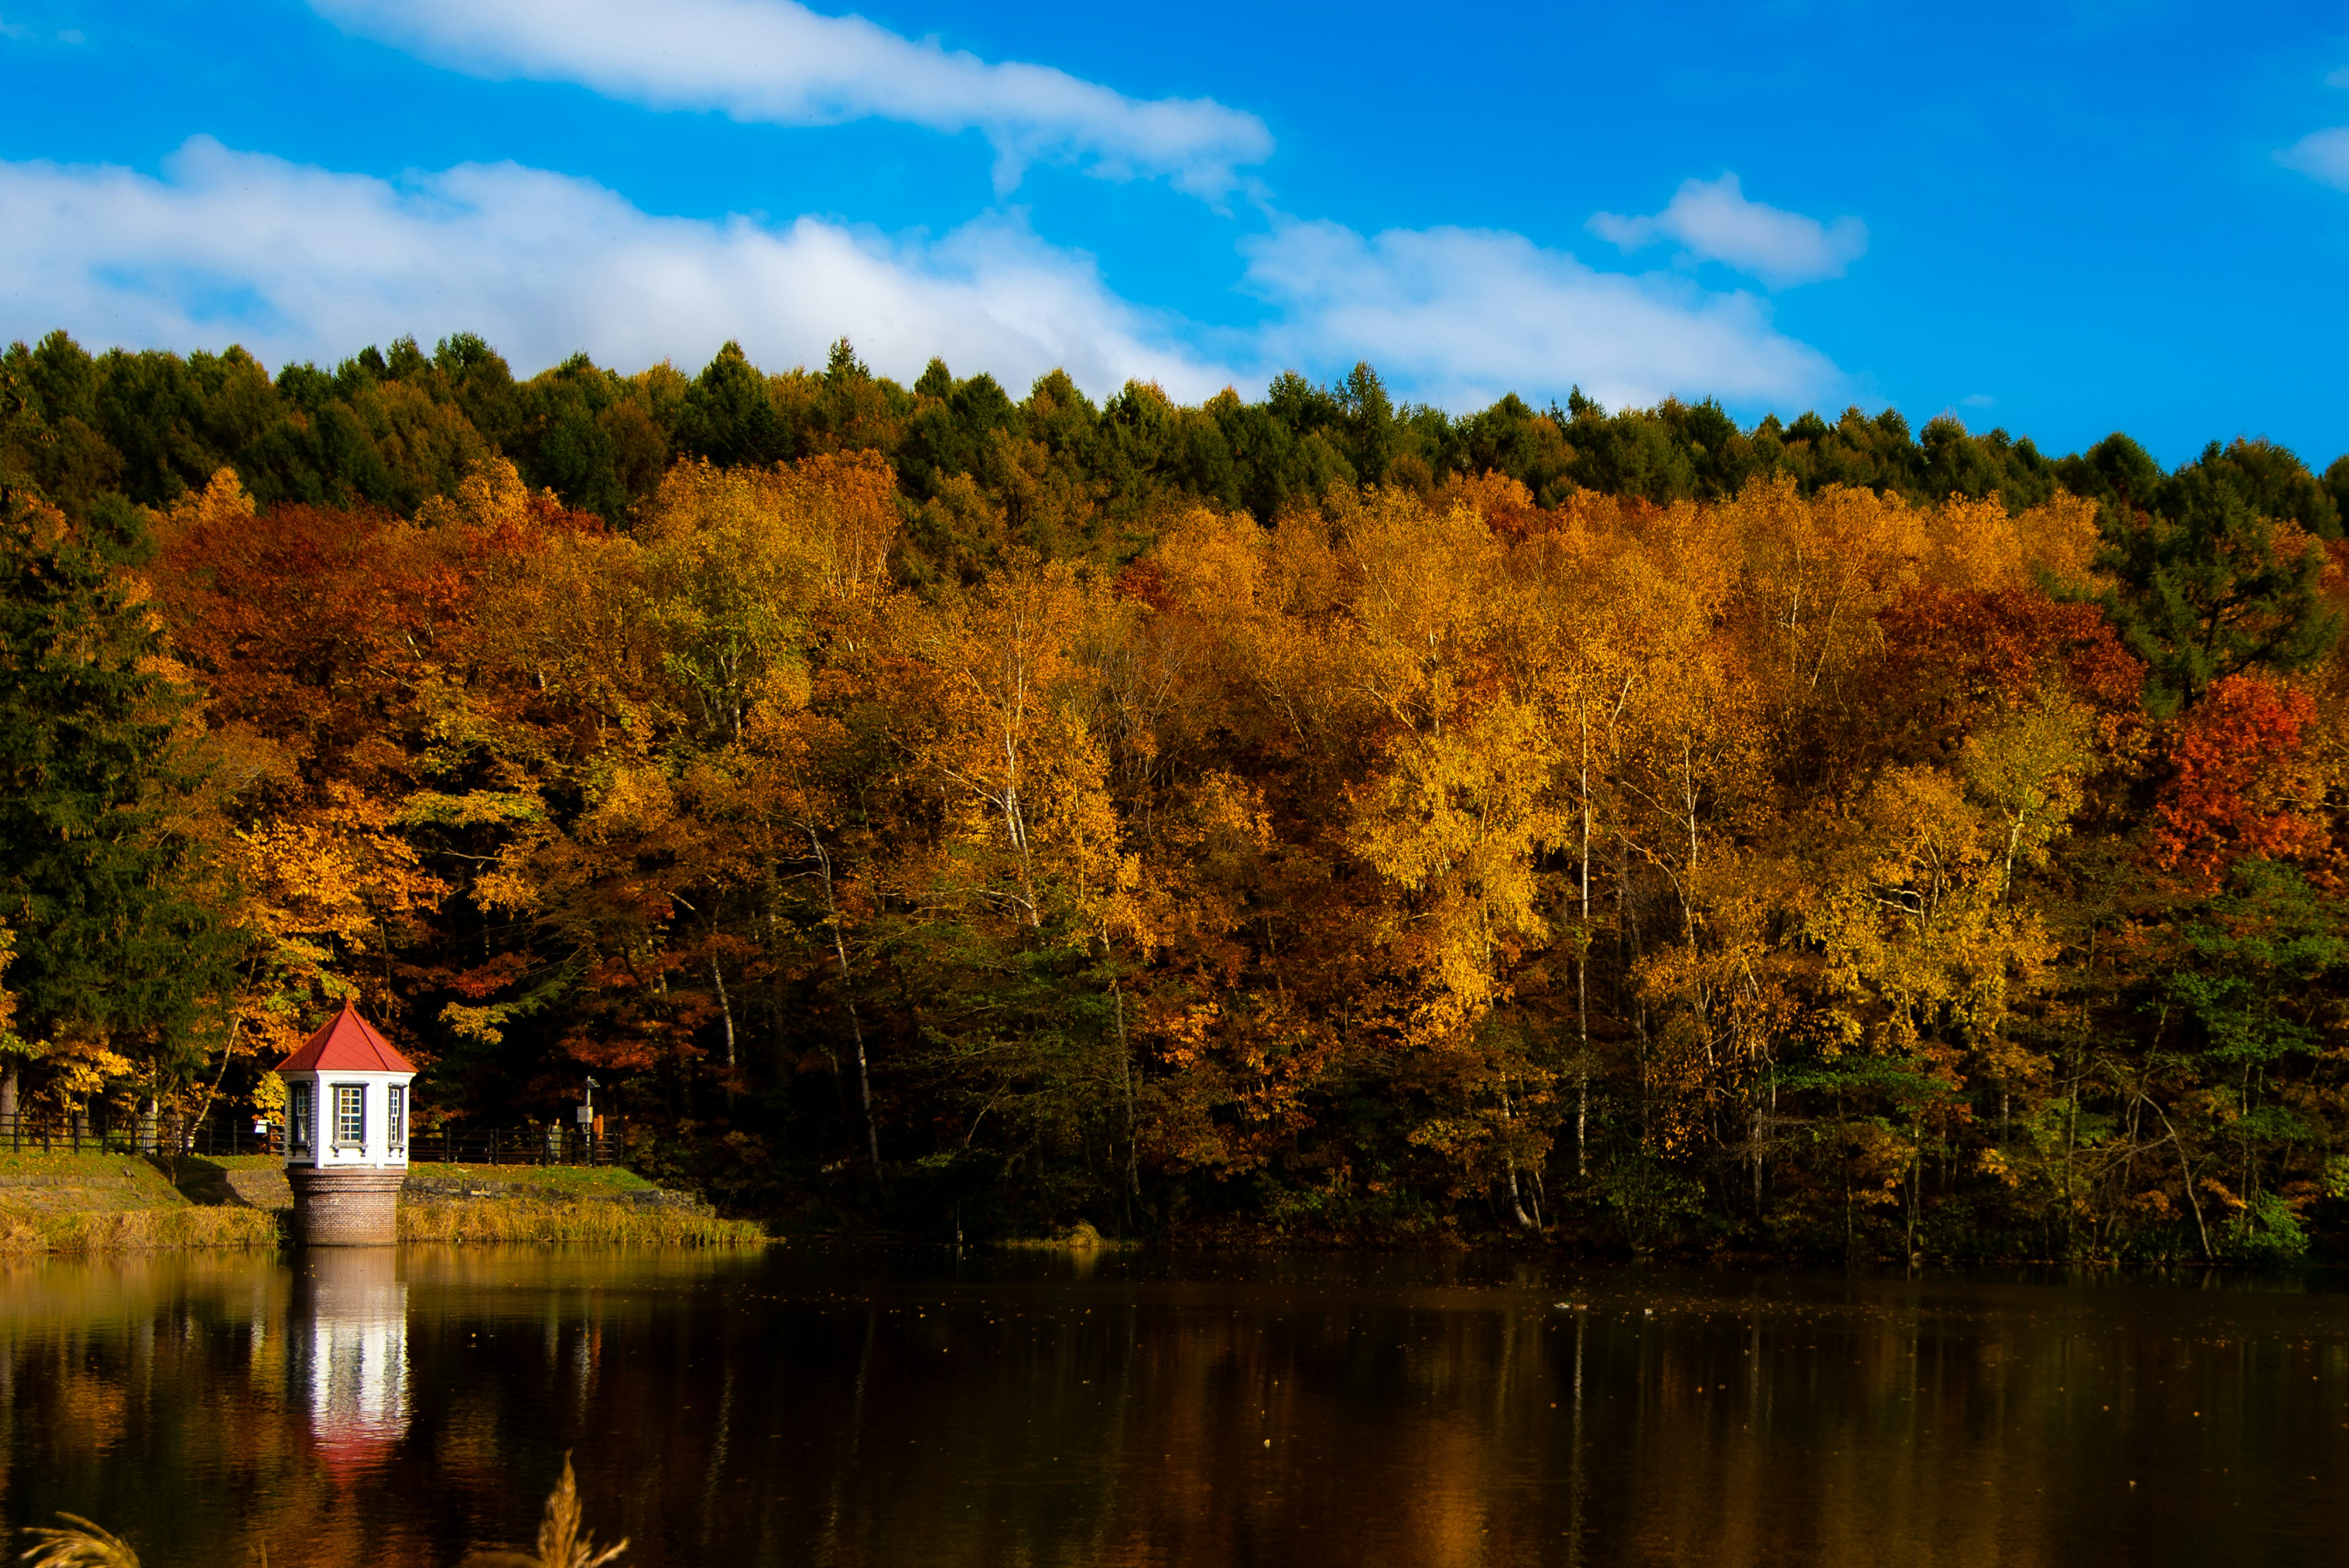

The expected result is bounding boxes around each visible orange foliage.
[2150,673,2320,881]
[92,448,2349,1241]
[1882,587,2142,710]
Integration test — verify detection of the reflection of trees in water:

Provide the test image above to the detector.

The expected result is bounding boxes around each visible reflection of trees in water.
[644,1269,2349,1568]
[4,1257,2349,1566]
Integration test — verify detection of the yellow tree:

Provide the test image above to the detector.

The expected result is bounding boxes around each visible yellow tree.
[1337,486,1570,1224]
[466,453,905,1148]
[1119,507,1357,1191]
[684,454,902,1171]
[1721,477,1923,726]
[1501,494,1655,1178]
[900,552,1133,931]
[1803,764,2061,1251]
[1586,509,1772,1166]
[876,549,1154,1206]
[0,922,19,1122]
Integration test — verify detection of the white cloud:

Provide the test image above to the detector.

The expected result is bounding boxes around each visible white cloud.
[1589,172,1867,289]
[0,141,1850,420]
[306,0,1271,201]
[0,138,1238,399]
[2278,127,2349,192]
[1240,218,1842,412]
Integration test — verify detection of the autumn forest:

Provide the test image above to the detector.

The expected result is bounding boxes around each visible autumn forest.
[5,326,2348,1261]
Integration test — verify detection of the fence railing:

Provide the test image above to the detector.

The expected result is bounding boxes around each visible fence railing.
[0,1106,261,1158]
[407,1125,622,1167]
[0,1109,623,1167]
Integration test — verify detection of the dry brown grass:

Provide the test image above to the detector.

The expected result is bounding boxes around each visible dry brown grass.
[399,1196,765,1248]
[19,1514,141,1568]
[0,1206,279,1254]
[458,1455,629,1568]
[532,1455,627,1568]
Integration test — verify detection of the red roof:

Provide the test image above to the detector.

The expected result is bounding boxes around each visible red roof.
[276,1002,417,1075]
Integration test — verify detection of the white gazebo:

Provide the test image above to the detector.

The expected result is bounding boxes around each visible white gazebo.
[278,1002,418,1244]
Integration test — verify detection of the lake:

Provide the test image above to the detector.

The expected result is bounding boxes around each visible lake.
[0,1248,2343,1567]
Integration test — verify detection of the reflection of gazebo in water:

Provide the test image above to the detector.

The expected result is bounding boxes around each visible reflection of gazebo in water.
[294,1248,409,1478]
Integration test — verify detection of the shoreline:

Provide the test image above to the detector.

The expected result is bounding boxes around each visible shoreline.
[0,1151,768,1252]
[3,1151,2267,1267]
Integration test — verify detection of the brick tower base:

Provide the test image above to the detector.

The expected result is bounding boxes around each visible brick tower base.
[289,1167,405,1246]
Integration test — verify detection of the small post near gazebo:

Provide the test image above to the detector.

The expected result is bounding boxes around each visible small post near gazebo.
[277,1002,417,1246]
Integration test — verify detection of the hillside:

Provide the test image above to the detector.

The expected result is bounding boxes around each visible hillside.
[2,328,2347,1260]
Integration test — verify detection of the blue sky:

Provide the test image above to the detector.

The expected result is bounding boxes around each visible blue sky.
[2,0,2345,466]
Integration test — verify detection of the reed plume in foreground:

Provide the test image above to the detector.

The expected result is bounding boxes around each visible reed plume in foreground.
[20,1515,139,1568]
[464,1455,628,1568]
[22,1457,623,1568]
[533,1455,627,1568]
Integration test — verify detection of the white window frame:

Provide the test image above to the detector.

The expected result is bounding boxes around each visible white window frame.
[387,1084,406,1153]
[331,1082,367,1150]
[289,1081,314,1155]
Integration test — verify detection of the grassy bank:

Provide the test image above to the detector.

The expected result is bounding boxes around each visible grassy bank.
[396,1160,659,1193]
[399,1161,769,1245]
[397,1195,766,1246]
[0,1152,280,1252]
[0,1152,764,1251]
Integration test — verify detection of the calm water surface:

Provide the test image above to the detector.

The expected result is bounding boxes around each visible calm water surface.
[1,1247,2344,1567]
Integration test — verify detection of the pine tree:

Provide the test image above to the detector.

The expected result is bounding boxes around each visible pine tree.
[0,488,233,1112]
[2090,470,2339,716]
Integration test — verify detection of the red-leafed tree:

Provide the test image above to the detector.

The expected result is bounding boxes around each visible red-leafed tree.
[2149,673,2320,882]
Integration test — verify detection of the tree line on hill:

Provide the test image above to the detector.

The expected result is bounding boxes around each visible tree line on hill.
[2,325,2347,1259]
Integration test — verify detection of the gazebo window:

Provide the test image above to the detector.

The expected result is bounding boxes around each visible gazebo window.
[332,1084,366,1148]
[387,1085,406,1152]
[289,1082,314,1155]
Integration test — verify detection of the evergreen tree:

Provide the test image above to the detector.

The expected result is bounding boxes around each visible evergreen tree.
[677,341,793,468]
[2090,467,2339,714]
[0,490,234,1111]
[2179,437,2340,540]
